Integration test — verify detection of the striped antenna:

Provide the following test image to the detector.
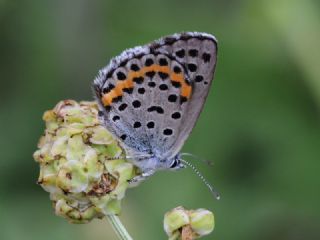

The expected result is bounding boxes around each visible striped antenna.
[180,159,220,200]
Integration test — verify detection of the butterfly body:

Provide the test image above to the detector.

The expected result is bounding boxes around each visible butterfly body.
[94,32,217,178]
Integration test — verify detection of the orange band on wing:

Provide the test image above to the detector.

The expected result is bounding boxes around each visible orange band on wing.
[101,65,192,106]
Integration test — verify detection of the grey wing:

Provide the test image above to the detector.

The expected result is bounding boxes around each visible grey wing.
[93,46,154,158]
[92,44,191,163]
[93,32,217,163]
[150,32,218,159]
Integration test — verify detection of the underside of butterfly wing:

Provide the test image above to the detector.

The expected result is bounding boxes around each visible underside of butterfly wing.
[93,32,218,171]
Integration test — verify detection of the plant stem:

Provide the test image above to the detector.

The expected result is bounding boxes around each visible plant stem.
[107,215,133,240]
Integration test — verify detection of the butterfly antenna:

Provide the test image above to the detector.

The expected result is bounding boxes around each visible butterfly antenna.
[180,153,214,166]
[180,159,220,200]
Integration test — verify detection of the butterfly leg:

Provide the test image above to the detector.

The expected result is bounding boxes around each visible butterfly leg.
[128,169,155,186]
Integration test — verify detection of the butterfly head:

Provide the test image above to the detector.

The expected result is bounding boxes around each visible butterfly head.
[169,154,186,171]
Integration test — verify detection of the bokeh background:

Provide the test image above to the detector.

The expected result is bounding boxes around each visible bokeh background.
[1,0,319,239]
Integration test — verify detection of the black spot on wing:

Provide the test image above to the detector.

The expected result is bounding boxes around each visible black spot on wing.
[113,96,122,103]
[202,53,211,63]
[159,84,168,90]
[138,87,145,94]
[187,63,197,72]
[133,121,141,128]
[147,106,164,114]
[117,71,126,80]
[180,96,188,104]
[132,100,141,108]
[112,116,120,122]
[146,71,156,79]
[103,83,115,94]
[148,82,156,88]
[118,103,127,111]
[173,66,182,73]
[123,88,133,94]
[158,72,169,80]
[145,58,154,66]
[147,121,155,129]
[133,77,144,84]
[171,81,181,88]
[130,64,140,71]
[163,128,173,136]
[171,112,181,119]
[175,49,185,58]
[188,49,198,57]
[195,75,204,82]
[159,58,168,66]
[168,94,178,102]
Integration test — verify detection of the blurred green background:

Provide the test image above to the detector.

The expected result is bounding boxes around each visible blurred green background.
[1,0,319,239]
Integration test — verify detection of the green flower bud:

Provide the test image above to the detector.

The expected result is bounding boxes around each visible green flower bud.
[164,207,190,237]
[34,100,138,223]
[164,206,215,240]
[189,209,214,236]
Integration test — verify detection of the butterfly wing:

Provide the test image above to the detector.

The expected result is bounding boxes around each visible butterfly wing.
[93,32,217,168]
[150,32,218,159]
[93,45,189,165]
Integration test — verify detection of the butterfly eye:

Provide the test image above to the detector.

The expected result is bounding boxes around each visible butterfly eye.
[170,159,180,169]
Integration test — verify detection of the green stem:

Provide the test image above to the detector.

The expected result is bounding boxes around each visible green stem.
[107,215,133,240]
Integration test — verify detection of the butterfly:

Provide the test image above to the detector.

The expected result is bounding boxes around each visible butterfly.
[93,32,218,197]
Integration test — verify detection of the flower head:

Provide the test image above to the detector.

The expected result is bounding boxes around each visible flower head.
[33,100,138,223]
[164,206,214,240]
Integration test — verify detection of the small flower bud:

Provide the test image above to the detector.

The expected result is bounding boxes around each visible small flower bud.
[34,100,138,223]
[189,209,214,236]
[164,206,214,240]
